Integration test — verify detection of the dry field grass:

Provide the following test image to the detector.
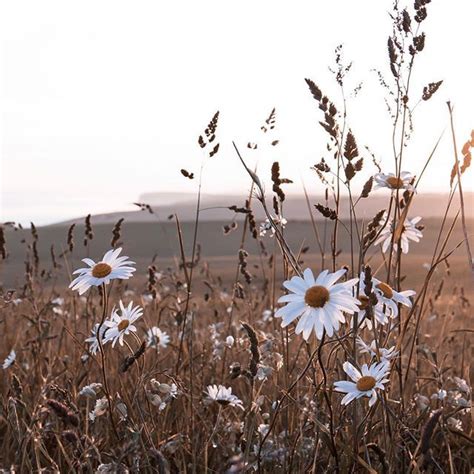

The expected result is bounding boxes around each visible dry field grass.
[1,1,474,472]
[0,214,473,472]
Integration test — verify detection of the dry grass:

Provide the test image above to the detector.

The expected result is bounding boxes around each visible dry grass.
[1,2,474,472]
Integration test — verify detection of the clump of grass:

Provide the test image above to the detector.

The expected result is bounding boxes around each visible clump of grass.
[0,1,473,472]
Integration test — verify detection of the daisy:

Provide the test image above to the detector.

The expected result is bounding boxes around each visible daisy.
[69,248,135,295]
[368,277,415,319]
[85,323,108,355]
[374,171,414,191]
[334,360,390,407]
[146,326,170,350]
[259,216,287,237]
[356,337,399,361]
[352,294,389,330]
[78,382,103,398]
[3,349,16,369]
[89,397,108,422]
[103,301,143,347]
[205,384,244,410]
[275,268,359,340]
[374,215,423,254]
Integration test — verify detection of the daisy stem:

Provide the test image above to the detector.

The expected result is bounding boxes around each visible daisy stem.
[97,283,120,441]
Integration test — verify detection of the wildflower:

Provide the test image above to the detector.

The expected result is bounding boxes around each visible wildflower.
[276,268,359,340]
[431,389,447,401]
[89,397,108,422]
[78,382,102,398]
[356,337,399,361]
[334,360,390,406]
[369,277,416,319]
[256,365,274,380]
[85,323,108,355]
[103,301,143,347]
[3,350,16,369]
[205,384,244,409]
[146,326,170,350]
[152,381,178,399]
[259,216,287,237]
[258,424,270,437]
[148,378,179,411]
[262,309,273,322]
[374,215,423,254]
[374,171,414,191]
[414,394,430,411]
[447,417,462,431]
[69,248,135,295]
[353,295,389,330]
[453,377,470,395]
[225,335,235,347]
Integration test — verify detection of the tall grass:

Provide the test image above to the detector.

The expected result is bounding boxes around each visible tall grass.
[1,1,473,472]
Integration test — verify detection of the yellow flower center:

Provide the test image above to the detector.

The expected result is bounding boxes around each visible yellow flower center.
[358,295,370,310]
[92,262,112,278]
[386,176,404,189]
[118,320,130,332]
[356,375,376,391]
[304,285,330,308]
[376,282,394,299]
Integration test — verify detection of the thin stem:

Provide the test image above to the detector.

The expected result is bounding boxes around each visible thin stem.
[97,283,120,440]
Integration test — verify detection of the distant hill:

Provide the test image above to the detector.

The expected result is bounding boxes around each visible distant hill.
[53,191,474,227]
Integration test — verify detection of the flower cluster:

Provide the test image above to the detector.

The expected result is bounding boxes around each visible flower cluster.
[70,249,170,357]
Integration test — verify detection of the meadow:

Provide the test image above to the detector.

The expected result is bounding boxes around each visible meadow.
[1,1,474,472]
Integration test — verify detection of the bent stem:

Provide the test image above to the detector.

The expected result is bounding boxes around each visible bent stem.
[97,283,120,440]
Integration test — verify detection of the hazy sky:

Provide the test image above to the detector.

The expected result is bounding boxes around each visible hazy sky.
[1,1,473,225]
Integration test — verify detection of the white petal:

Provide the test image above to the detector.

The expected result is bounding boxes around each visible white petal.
[343,362,361,382]
[283,276,307,295]
[278,293,304,304]
[303,268,315,286]
[334,381,357,393]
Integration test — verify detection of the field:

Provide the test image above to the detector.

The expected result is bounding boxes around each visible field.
[1,212,473,472]
[2,2,474,473]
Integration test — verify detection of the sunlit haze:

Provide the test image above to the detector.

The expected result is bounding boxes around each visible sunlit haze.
[1,1,473,225]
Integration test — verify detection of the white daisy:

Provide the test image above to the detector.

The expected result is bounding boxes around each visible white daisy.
[148,380,179,410]
[374,171,414,191]
[352,294,389,330]
[275,268,359,340]
[85,323,108,355]
[374,215,423,254]
[205,384,244,410]
[79,382,103,398]
[370,278,415,319]
[334,360,390,407]
[3,349,16,369]
[69,248,135,295]
[356,337,399,361]
[89,397,108,422]
[103,301,143,347]
[259,216,287,237]
[146,326,170,350]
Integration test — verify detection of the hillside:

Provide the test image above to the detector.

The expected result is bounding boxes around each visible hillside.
[52,191,474,226]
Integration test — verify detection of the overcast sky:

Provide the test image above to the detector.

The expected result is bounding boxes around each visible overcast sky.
[1,1,473,225]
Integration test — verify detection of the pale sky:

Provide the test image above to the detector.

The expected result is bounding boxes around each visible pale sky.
[1,1,473,225]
